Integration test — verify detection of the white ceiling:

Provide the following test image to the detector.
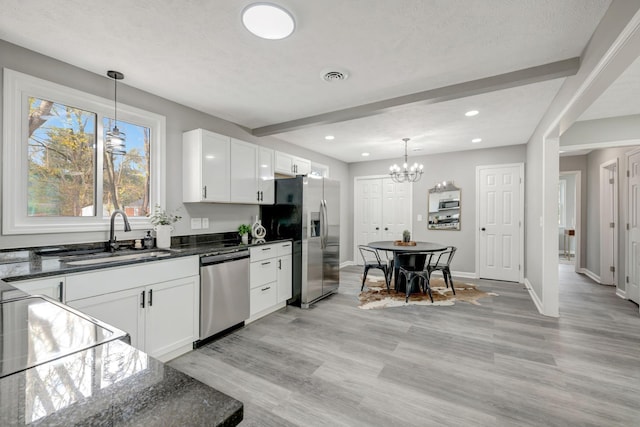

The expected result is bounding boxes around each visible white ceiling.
[0,0,613,163]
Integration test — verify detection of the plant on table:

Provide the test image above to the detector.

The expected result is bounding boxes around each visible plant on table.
[402,229,411,242]
[238,224,251,236]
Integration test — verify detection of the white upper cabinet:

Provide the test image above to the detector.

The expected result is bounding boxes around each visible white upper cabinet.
[230,139,275,204]
[275,151,311,176]
[258,146,275,204]
[183,129,230,202]
[230,138,259,203]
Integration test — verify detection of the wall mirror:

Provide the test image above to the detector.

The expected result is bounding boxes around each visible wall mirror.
[428,182,461,230]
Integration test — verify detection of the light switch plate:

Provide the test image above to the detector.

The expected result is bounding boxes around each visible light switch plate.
[191,218,202,230]
[417,214,423,221]
[202,218,209,229]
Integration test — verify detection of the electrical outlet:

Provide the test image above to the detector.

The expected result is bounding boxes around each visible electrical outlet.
[191,218,202,230]
[202,218,209,229]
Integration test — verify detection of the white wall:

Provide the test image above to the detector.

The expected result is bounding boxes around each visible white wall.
[525,1,640,316]
[349,144,526,274]
[0,39,353,262]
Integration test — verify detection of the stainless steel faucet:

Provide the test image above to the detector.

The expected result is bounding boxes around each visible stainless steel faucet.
[109,209,132,252]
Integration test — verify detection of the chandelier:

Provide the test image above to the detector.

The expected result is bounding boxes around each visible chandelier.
[389,138,423,183]
[106,70,126,155]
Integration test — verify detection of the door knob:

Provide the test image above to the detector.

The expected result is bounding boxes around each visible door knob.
[481,227,486,231]
[375,227,380,230]
[384,227,388,231]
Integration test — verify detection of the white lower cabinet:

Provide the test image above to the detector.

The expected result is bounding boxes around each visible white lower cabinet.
[65,256,199,362]
[249,241,292,322]
[69,287,144,349]
[12,276,65,302]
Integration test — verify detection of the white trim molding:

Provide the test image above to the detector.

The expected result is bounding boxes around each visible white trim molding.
[524,278,547,316]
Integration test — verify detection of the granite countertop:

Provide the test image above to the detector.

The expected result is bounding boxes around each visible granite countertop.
[0,339,243,426]
[0,237,292,282]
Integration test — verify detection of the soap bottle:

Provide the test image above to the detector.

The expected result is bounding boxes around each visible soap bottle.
[143,231,154,249]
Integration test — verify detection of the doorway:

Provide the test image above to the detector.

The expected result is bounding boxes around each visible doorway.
[354,176,412,263]
[476,163,524,282]
[559,171,581,273]
[599,159,618,286]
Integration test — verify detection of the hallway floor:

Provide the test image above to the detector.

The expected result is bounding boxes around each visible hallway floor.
[170,266,640,426]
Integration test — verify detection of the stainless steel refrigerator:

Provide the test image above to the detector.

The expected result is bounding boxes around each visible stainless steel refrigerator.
[260,176,340,308]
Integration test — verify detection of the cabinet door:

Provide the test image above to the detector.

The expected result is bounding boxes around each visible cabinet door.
[201,130,230,202]
[258,146,275,204]
[250,258,277,288]
[68,288,145,350]
[230,139,259,203]
[277,254,292,302]
[145,275,199,360]
[294,157,311,176]
[12,277,65,302]
[275,151,295,176]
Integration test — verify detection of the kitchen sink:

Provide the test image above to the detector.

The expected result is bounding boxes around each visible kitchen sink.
[62,250,173,266]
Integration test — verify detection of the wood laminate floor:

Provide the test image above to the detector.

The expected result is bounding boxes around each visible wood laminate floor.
[169,265,640,426]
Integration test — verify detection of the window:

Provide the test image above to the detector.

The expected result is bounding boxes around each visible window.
[3,69,165,234]
[558,179,567,227]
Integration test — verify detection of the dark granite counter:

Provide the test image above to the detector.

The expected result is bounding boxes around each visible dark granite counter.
[0,339,243,426]
[0,237,291,282]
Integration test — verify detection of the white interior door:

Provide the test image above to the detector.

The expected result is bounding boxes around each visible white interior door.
[355,178,383,263]
[382,179,411,240]
[354,176,412,263]
[600,160,617,285]
[628,151,640,304]
[478,164,522,282]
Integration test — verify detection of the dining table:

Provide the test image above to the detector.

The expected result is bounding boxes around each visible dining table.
[366,241,448,292]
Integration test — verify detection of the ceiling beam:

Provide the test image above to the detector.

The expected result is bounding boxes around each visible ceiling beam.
[252,57,580,137]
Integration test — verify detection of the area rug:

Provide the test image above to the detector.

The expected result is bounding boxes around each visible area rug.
[358,275,498,309]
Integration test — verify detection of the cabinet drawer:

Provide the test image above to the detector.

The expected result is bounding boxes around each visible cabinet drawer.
[250,259,277,288]
[250,282,277,315]
[276,241,292,256]
[66,256,199,302]
[249,244,277,262]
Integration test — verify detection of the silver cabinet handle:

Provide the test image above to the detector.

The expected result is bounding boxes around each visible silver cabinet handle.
[148,289,153,307]
[261,286,271,291]
[261,261,271,266]
[257,191,260,201]
[262,247,272,251]
[278,259,282,269]
[202,186,207,199]
[58,281,64,302]
[141,290,145,308]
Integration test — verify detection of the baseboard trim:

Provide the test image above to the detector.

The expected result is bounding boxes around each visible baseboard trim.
[524,278,545,315]
[429,270,476,280]
[616,288,627,299]
[340,261,355,269]
[580,268,601,284]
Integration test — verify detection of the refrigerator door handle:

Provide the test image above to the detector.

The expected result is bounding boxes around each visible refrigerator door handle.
[321,200,328,249]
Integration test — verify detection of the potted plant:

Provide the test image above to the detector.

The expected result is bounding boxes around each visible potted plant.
[402,229,411,243]
[148,204,182,248]
[238,224,251,244]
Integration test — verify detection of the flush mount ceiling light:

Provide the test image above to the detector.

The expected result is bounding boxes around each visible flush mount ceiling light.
[465,110,479,117]
[389,138,423,183]
[325,135,335,140]
[106,70,126,155]
[471,138,482,143]
[361,152,370,157]
[242,3,295,40]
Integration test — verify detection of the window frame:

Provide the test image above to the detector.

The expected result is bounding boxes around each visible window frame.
[3,68,166,235]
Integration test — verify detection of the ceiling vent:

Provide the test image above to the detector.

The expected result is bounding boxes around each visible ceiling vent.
[321,68,349,82]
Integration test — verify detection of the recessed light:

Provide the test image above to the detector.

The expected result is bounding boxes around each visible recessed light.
[325,135,335,140]
[242,3,295,40]
[205,155,215,159]
[465,110,479,117]
[471,138,482,143]
[361,152,370,157]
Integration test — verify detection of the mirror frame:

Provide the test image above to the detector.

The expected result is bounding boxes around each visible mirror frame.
[428,184,461,230]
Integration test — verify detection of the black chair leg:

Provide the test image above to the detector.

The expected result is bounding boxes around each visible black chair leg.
[382,266,391,293]
[361,266,370,291]
[446,269,455,295]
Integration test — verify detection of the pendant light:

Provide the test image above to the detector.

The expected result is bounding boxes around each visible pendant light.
[389,138,423,183]
[106,70,126,155]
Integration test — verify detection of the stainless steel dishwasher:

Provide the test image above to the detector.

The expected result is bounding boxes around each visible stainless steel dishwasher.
[198,249,250,345]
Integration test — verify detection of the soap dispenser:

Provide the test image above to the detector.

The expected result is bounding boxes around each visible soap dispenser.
[143,231,154,249]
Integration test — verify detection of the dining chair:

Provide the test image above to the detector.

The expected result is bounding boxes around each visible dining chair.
[396,252,433,303]
[358,245,391,293]
[426,246,457,295]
